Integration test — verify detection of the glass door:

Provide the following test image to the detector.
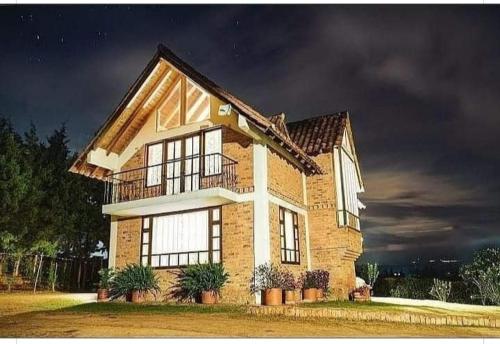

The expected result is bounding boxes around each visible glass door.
[165,134,200,195]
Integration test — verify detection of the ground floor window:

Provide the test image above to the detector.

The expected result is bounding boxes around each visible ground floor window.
[279,207,300,264]
[140,207,221,268]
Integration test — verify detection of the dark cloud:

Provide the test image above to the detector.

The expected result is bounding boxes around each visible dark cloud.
[1,5,499,264]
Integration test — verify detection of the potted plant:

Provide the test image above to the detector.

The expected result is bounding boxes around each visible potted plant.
[300,271,317,302]
[176,263,229,304]
[97,267,114,301]
[281,270,296,305]
[312,269,329,300]
[110,264,160,303]
[251,263,284,306]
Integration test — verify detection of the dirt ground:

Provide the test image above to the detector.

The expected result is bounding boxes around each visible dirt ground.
[0,293,499,338]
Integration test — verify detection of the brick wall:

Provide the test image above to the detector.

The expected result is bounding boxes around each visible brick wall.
[222,127,254,192]
[269,203,307,276]
[115,217,142,268]
[305,152,363,300]
[267,147,304,206]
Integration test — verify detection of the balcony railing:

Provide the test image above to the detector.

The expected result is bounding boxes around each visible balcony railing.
[104,153,238,205]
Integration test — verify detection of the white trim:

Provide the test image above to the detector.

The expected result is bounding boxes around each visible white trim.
[253,141,270,305]
[108,216,118,268]
[102,187,239,217]
[86,147,119,171]
[268,193,306,215]
[302,172,312,271]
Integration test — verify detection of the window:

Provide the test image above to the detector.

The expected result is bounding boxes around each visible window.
[204,128,222,176]
[279,207,300,264]
[157,78,181,131]
[146,143,163,187]
[334,131,361,229]
[140,207,221,268]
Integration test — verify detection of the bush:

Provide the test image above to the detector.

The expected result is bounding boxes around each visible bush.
[388,278,433,299]
[429,278,452,302]
[460,247,500,305]
[312,269,330,290]
[281,270,297,291]
[250,263,283,293]
[98,267,115,289]
[110,264,160,300]
[173,263,229,300]
[299,271,315,289]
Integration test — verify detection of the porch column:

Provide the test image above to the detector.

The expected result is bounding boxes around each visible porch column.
[253,141,270,304]
[108,216,118,268]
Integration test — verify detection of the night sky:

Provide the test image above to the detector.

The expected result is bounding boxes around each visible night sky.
[1,5,499,264]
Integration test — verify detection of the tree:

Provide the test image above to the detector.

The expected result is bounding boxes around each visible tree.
[460,248,500,305]
[429,278,452,302]
[360,262,380,287]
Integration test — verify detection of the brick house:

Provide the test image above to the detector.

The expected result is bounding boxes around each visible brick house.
[70,44,365,304]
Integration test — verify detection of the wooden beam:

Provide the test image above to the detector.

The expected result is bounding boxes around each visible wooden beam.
[105,67,173,153]
[180,75,186,126]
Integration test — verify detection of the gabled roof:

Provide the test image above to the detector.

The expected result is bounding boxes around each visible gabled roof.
[70,44,322,178]
[287,111,348,155]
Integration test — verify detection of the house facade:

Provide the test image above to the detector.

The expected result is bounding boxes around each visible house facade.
[70,44,365,304]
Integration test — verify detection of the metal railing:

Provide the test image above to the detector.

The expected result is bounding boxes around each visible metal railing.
[104,153,238,205]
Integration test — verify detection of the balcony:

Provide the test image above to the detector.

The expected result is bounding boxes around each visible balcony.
[102,153,239,216]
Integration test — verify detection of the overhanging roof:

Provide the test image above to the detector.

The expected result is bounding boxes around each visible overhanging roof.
[69,44,322,178]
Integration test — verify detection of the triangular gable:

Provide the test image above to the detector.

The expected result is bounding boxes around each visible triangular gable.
[340,122,364,191]
[69,44,322,179]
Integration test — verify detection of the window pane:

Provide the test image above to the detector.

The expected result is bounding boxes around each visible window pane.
[204,129,222,176]
[212,208,220,221]
[284,210,295,250]
[212,224,220,237]
[143,218,150,229]
[212,238,220,250]
[151,256,160,267]
[146,143,163,186]
[142,244,149,255]
[157,79,181,131]
[212,251,220,263]
[199,251,209,264]
[141,256,148,266]
[160,255,168,267]
[142,232,149,244]
[186,80,210,124]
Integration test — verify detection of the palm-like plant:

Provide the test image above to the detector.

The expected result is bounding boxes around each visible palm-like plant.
[97,267,115,289]
[109,264,160,300]
[175,263,229,300]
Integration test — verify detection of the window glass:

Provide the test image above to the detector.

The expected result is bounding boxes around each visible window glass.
[146,143,163,186]
[204,129,222,176]
[280,207,300,264]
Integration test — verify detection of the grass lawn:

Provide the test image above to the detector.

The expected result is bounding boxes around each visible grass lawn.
[0,293,499,337]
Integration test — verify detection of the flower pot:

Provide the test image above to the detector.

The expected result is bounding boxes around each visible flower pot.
[264,288,283,306]
[131,290,144,303]
[201,290,218,304]
[97,288,109,301]
[284,290,295,305]
[294,289,303,303]
[303,288,317,302]
[316,288,324,300]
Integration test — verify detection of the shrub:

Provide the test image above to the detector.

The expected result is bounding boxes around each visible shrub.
[388,278,432,299]
[281,270,297,291]
[174,263,229,300]
[429,278,452,302]
[312,269,330,290]
[110,264,160,300]
[250,263,283,293]
[299,271,315,289]
[97,267,115,289]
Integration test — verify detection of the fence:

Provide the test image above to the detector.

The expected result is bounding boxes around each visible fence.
[0,252,107,292]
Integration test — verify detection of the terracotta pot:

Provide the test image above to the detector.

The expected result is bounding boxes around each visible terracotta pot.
[284,290,295,305]
[264,288,283,306]
[201,290,218,304]
[316,288,324,300]
[294,289,303,303]
[303,288,317,302]
[97,288,109,300]
[131,290,144,303]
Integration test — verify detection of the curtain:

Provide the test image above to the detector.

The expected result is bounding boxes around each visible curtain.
[146,143,163,186]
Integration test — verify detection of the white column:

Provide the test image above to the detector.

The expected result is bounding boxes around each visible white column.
[253,141,270,304]
[302,172,312,271]
[108,216,118,268]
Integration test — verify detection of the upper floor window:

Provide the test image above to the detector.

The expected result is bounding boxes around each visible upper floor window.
[335,131,361,230]
[279,207,300,264]
[157,77,210,132]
